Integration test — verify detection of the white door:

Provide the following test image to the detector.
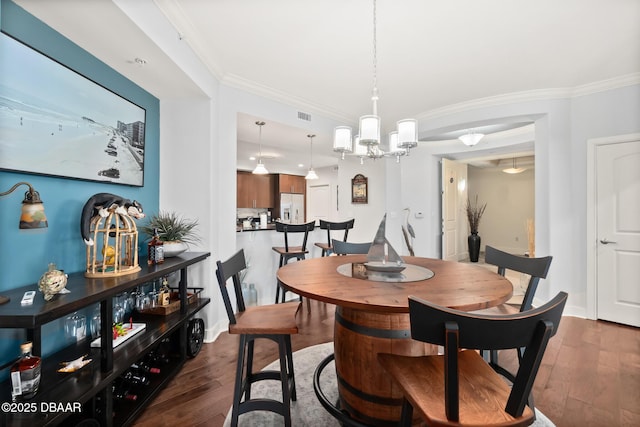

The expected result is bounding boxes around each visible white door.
[596,139,640,327]
[307,184,330,225]
[441,158,467,261]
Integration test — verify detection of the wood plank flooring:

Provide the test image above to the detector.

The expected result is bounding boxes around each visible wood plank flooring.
[134,300,639,427]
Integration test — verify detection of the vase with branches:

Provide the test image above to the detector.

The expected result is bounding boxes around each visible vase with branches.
[466,195,487,262]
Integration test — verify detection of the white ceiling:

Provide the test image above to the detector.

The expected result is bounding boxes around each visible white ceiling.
[13,0,640,172]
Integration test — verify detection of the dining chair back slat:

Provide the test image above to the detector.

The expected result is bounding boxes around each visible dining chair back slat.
[215,248,247,325]
[484,245,553,312]
[331,239,371,255]
[378,292,568,426]
[273,220,316,303]
[315,219,355,256]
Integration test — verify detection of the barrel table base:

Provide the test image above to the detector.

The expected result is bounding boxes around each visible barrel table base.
[333,306,437,426]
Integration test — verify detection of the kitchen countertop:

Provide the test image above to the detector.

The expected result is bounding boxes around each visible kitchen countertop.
[236,223,277,232]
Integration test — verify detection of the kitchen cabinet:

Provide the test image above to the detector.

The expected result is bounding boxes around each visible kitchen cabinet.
[277,174,306,194]
[237,171,275,208]
[0,252,210,427]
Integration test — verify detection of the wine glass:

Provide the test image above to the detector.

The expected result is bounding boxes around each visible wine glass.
[113,294,125,324]
[65,312,87,342]
[90,305,101,339]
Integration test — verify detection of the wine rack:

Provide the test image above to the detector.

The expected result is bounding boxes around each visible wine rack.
[0,252,211,427]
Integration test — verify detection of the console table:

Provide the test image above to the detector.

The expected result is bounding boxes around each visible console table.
[0,252,210,427]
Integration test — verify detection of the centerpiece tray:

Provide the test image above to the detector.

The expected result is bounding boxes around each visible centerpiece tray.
[363,262,406,273]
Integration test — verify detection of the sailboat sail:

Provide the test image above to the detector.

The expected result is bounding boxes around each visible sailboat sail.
[367,214,404,264]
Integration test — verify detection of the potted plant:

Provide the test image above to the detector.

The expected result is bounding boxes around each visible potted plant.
[466,195,487,262]
[140,211,200,257]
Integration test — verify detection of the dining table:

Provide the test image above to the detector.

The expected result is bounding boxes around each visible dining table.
[277,254,513,426]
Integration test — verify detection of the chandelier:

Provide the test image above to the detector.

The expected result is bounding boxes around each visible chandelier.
[252,121,268,174]
[333,0,418,163]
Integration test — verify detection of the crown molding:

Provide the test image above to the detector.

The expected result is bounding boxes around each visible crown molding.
[222,73,354,123]
[416,73,640,122]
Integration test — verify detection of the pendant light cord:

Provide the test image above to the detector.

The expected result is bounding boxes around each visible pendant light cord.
[256,121,265,162]
[371,0,378,115]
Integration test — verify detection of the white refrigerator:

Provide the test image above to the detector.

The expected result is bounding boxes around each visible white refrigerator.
[280,193,305,223]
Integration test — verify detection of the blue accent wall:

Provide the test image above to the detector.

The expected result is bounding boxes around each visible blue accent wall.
[0,0,160,367]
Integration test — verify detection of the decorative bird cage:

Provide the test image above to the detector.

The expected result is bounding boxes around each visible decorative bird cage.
[85,206,140,278]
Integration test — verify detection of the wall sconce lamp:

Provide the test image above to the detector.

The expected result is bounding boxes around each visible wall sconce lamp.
[0,181,48,229]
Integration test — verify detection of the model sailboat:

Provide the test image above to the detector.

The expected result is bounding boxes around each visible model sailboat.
[365,214,406,272]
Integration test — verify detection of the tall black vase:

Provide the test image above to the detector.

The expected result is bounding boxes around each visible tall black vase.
[468,232,481,262]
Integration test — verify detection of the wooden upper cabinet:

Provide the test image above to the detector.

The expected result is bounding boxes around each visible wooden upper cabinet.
[237,171,275,208]
[278,174,306,194]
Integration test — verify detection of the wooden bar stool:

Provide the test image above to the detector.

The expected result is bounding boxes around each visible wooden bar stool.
[314,219,355,256]
[272,220,316,303]
[216,249,300,427]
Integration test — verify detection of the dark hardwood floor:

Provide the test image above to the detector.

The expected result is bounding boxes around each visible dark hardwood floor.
[134,300,639,427]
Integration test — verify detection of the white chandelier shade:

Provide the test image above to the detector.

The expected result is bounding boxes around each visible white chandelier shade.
[359,115,381,146]
[333,126,353,159]
[397,119,417,150]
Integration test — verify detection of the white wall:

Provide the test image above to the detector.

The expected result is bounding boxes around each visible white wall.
[159,97,218,338]
[468,166,534,255]
[336,156,388,244]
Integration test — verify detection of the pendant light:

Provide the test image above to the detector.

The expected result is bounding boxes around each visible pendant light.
[252,121,268,175]
[305,134,319,180]
[502,157,526,174]
[332,0,418,162]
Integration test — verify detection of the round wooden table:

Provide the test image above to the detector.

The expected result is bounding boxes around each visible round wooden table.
[277,255,513,426]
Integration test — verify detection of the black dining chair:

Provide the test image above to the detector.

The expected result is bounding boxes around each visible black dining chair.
[481,245,553,314]
[272,220,316,303]
[315,219,355,256]
[378,292,568,427]
[331,239,371,255]
[216,249,300,427]
[474,246,553,367]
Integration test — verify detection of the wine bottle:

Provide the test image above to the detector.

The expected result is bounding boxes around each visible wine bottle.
[121,370,150,386]
[10,342,41,401]
[147,228,164,265]
[159,276,170,306]
[131,361,160,375]
[112,383,137,401]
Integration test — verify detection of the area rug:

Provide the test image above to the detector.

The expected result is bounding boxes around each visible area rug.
[223,342,555,427]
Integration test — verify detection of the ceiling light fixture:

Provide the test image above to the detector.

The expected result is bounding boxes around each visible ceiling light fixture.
[305,134,319,180]
[458,131,484,147]
[332,0,417,162]
[502,157,527,174]
[252,121,268,175]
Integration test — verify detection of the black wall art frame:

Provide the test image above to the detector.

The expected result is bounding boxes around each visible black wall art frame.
[0,32,146,187]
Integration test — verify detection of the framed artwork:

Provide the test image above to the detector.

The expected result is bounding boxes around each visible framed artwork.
[351,174,368,204]
[0,32,146,187]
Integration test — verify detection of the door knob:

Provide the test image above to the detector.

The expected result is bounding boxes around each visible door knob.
[599,238,618,244]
